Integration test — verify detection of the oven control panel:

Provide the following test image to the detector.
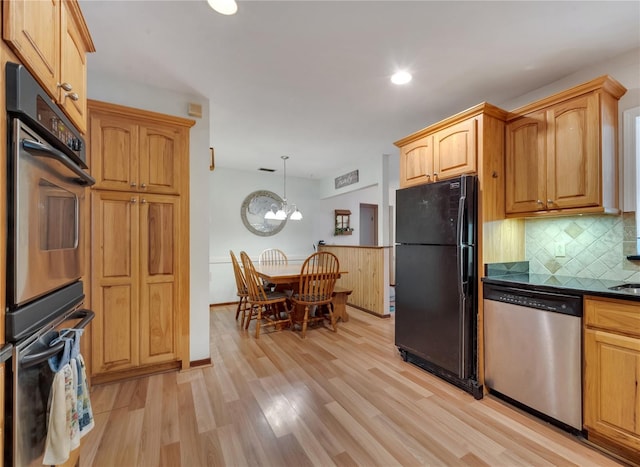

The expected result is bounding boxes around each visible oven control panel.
[36,96,84,155]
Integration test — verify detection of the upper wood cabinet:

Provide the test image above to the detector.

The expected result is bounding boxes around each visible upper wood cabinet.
[584,296,640,464]
[505,76,626,217]
[395,103,503,189]
[399,136,433,187]
[3,0,95,133]
[433,117,476,180]
[89,101,187,195]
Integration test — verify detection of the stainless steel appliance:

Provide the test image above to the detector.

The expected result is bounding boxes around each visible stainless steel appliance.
[483,283,583,431]
[11,307,93,467]
[395,175,482,398]
[4,62,95,466]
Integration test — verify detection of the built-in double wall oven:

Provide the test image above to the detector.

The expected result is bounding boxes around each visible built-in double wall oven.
[4,62,95,466]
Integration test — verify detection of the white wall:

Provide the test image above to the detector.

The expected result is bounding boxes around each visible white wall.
[209,167,322,304]
[317,185,379,246]
[87,70,212,362]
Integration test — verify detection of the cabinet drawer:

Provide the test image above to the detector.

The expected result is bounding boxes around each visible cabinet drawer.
[585,296,640,337]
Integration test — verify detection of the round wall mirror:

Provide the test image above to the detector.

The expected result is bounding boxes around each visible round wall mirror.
[240,190,287,236]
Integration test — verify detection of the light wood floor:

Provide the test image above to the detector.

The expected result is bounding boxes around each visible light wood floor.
[81,305,623,466]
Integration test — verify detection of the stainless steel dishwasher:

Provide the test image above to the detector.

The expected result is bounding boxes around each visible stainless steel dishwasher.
[483,283,583,431]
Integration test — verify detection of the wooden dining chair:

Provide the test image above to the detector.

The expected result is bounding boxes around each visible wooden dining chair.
[290,251,340,338]
[230,250,250,327]
[258,248,288,265]
[240,251,292,338]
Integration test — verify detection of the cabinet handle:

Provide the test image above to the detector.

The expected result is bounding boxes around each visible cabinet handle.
[547,199,554,205]
[130,182,137,188]
[141,199,147,204]
[65,92,79,101]
[433,172,438,179]
[537,200,543,205]
[131,197,137,204]
[140,183,147,189]
[57,82,73,91]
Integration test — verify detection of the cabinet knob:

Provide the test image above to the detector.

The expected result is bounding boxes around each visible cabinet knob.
[57,82,73,91]
[433,172,438,179]
[65,92,79,102]
[140,183,147,189]
[131,182,137,188]
[141,199,147,204]
[547,199,554,205]
[537,200,543,205]
[131,197,137,204]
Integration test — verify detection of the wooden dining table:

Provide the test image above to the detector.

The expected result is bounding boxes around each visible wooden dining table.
[253,263,350,321]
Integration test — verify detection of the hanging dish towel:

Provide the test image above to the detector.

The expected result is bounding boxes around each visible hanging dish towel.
[68,328,95,436]
[43,333,77,465]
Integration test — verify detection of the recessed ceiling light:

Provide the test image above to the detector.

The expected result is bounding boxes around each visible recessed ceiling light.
[391,71,412,85]
[207,0,238,15]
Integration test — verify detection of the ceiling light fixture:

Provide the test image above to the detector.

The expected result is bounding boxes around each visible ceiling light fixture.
[207,0,238,15]
[264,156,303,221]
[391,70,412,85]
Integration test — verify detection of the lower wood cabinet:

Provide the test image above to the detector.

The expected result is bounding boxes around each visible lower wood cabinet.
[91,190,181,380]
[583,296,640,463]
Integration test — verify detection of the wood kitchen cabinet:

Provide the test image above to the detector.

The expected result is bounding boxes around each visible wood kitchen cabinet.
[88,101,194,384]
[505,76,626,217]
[89,101,185,195]
[433,117,476,180]
[91,191,180,375]
[395,102,501,188]
[584,296,640,463]
[399,136,433,187]
[3,0,95,133]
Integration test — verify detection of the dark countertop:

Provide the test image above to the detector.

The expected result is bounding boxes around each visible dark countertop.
[482,273,640,302]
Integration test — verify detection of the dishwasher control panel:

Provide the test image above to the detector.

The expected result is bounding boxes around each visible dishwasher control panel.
[484,284,582,317]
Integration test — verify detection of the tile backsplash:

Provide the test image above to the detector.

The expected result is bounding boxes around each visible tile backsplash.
[525,213,640,282]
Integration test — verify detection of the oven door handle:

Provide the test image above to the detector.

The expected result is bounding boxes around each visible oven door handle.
[21,309,95,369]
[0,343,13,364]
[22,138,96,186]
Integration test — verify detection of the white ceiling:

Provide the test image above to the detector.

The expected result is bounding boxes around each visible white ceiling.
[80,1,640,179]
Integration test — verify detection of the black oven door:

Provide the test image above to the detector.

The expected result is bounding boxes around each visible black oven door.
[7,118,94,309]
[6,309,93,467]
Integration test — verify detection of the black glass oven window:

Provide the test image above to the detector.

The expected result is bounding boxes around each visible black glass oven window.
[39,179,78,250]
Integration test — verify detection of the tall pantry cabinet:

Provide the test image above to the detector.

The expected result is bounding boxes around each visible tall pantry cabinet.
[88,100,194,384]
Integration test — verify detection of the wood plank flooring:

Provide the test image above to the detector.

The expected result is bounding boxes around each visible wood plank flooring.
[81,305,623,466]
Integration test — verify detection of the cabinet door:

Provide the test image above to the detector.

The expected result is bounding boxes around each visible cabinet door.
[139,195,179,364]
[90,112,139,191]
[91,191,140,374]
[505,111,547,213]
[584,329,640,453]
[59,0,89,134]
[433,118,476,181]
[546,94,599,210]
[399,136,433,188]
[3,0,60,98]
[139,124,183,194]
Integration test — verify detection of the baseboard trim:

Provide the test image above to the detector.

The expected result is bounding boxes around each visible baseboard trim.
[348,303,391,319]
[190,358,212,368]
[210,301,237,307]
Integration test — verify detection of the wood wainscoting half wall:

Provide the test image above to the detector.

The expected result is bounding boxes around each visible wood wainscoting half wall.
[318,245,391,317]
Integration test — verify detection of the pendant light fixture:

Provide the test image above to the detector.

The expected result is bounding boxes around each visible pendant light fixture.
[264,156,303,221]
[207,0,238,15]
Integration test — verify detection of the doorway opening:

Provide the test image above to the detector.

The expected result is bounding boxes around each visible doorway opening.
[359,203,378,246]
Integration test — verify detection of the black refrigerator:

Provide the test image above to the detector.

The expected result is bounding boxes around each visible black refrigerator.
[395,174,482,399]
